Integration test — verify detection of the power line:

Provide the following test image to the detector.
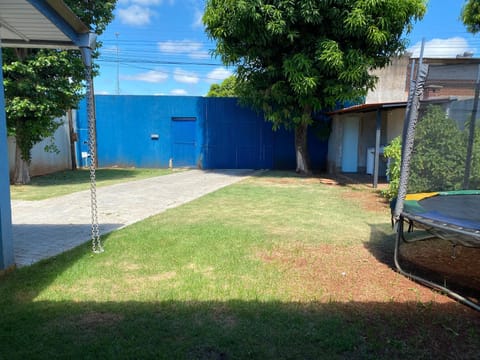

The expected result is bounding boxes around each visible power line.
[98,57,222,66]
[97,61,233,83]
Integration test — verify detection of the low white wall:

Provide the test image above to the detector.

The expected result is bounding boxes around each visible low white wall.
[8,115,74,178]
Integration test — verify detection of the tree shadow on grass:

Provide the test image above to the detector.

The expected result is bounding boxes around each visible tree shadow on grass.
[26,168,145,187]
[1,299,479,359]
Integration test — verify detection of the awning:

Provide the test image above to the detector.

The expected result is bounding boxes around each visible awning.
[0,0,89,49]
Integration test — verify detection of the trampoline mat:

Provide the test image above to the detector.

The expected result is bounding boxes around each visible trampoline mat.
[404,191,480,231]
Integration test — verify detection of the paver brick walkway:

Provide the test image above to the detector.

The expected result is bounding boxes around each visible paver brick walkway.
[11,169,255,267]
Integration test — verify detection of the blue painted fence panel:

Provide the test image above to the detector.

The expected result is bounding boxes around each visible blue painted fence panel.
[77,96,205,168]
[77,96,329,170]
[202,97,273,169]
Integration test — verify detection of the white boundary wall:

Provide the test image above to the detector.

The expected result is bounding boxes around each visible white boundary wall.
[8,113,76,178]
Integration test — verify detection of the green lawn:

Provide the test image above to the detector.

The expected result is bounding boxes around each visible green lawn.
[10,168,177,200]
[1,172,478,359]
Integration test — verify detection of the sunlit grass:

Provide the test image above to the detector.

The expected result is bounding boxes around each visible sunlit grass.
[10,168,179,200]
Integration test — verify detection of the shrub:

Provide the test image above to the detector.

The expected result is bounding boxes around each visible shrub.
[382,136,402,201]
[409,105,466,193]
[383,105,480,199]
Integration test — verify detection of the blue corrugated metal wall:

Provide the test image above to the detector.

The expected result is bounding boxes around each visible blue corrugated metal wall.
[202,97,273,169]
[76,96,329,170]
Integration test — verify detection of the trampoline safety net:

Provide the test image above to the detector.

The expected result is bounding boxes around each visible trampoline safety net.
[409,63,480,194]
[394,61,480,311]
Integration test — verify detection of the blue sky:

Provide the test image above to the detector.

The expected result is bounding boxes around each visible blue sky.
[94,0,480,96]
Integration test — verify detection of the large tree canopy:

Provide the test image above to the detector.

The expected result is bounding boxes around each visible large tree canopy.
[462,0,480,33]
[204,0,426,173]
[3,1,116,184]
[207,75,238,97]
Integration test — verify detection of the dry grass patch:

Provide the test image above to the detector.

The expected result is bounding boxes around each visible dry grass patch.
[258,242,451,304]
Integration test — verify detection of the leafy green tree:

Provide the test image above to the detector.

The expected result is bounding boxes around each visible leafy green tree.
[204,0,426,174]
[207,75,237,97]
[462,0,480,33]
[3,1,116,184]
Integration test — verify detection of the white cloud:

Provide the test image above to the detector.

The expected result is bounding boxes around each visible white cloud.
[192,8,204,28]
[118,5,155,26]
[190,50,210,60]
[408,37,476,58]
[170,89,188,95]
[118,0,173,5]
[158,40,210,59]
[130,0,162,5]
[95,90,110,95]
[174,68,200,84]
[122,70,168,83]
[206,67,233,83]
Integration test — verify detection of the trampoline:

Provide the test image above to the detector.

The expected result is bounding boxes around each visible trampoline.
[400,191,480,246]
[393,62,480,311]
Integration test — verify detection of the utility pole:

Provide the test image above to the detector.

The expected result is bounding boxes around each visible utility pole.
[115,32,120,95]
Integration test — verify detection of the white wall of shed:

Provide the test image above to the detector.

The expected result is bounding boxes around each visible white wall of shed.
[8,115,74,178]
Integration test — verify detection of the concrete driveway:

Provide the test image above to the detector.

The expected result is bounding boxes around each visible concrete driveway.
[11,169,256,267]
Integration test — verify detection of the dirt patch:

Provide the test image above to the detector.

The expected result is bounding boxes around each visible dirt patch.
[259,243,453,306]
[341,188,390,213]
[399,239,480,294]
[254,175,342,187]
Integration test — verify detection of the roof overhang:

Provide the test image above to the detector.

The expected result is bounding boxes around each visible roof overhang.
[0,0,90,49]
[327,101,408,116]
[328,97,459,116]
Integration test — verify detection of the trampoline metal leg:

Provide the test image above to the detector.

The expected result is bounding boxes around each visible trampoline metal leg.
[394,216,480,312]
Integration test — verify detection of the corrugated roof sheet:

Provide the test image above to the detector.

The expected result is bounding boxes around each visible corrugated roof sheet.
[0,0,88,49]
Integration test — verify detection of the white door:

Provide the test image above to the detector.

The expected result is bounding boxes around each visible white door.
[341,117,359,172]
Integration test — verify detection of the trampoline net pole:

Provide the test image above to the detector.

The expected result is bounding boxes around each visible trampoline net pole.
[393,64,429,222]
[463,66,480,189]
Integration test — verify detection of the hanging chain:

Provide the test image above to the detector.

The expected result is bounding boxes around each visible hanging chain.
[86,65,103,254]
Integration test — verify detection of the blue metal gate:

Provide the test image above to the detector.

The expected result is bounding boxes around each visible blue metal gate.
[171,117,197,167]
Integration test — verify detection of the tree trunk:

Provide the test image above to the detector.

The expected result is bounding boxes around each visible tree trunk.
[295,121,311,175]
[67,109,77,170]
[11,49,31,184]
[12,141,30,185]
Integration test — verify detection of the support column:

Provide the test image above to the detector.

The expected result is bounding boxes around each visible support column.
[373,108,382,188]
[0,43,15,270]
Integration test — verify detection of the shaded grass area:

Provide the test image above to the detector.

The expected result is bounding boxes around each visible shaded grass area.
[10,168,177,200]
[1,171,479,359]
